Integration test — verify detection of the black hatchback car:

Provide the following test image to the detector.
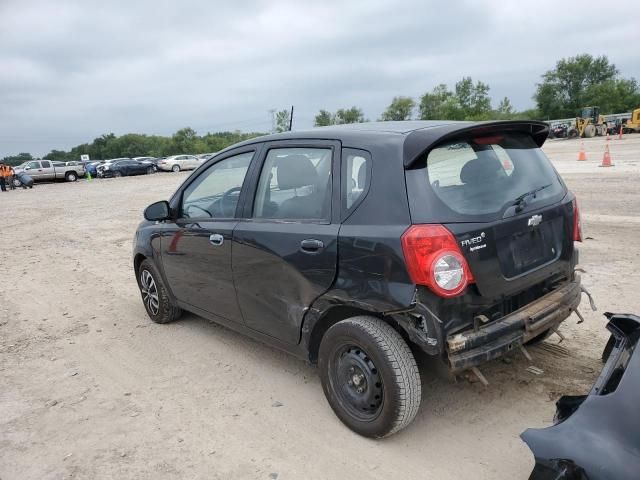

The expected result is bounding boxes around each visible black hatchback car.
[99,159,155,178]
[133,121,584,438]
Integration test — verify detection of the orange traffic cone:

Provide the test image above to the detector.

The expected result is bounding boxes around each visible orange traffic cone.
[606,133,610,141]
[600,144,614,167]
[578,143,587,161]
[619,124,624,140]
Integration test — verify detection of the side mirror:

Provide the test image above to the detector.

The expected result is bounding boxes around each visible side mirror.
[24,167,31,170]
[144,200,171,221]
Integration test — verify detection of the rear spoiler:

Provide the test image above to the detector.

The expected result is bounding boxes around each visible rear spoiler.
[403,121,549,169]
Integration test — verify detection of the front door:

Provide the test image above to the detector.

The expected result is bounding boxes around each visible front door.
[233,143,340,344]
[160,150,256,322]
[25,161,44,180]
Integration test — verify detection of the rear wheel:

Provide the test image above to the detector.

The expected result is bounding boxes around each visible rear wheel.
[137,259,182,324]
[172,165,180,172]
[65,172,78,182]
[318,316,421,438]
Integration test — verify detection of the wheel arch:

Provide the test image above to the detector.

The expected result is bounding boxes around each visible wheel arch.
[304,304,411,364]
[133,253,147,279]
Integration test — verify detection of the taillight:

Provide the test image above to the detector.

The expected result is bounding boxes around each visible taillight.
[572,198,583,242]
[401,225,475,298]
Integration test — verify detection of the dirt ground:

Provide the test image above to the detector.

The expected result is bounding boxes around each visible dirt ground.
[1,134,639,480]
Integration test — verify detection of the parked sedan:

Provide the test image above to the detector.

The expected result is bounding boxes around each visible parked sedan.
[98,159,155,178]
[156,155,200,172]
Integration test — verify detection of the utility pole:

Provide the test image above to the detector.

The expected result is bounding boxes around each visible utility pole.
[268,109,276,134]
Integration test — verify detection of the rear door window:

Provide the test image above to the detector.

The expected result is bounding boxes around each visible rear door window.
[425,133,564,216]
[253,147,332,221]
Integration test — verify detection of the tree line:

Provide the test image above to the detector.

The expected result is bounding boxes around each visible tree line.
[313,54,639,126]
[1,129,265,165]
[3,54,638,165]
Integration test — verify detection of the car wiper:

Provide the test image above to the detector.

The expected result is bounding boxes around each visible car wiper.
[512,184,552,212]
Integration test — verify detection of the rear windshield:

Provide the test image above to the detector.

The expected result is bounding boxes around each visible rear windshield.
[425,133,563,216]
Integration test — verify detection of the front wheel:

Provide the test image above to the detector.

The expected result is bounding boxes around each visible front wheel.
[318,316,421,438]
[146,167,154,175]
[137,259,182,324]
[171,165,180,172]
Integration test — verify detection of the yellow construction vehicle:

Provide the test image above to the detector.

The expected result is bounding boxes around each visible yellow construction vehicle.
[623,107,640,133]
[567,106,607,138]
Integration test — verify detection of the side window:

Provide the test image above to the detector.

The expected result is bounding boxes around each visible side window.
[253,147,332,220]
[27,161,40,169]
[41,161,52,168]
[180,151,253,219]
[342,148,371,211]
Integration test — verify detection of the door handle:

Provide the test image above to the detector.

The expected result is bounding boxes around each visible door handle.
[300,239,324,253]
[209,233,224,246]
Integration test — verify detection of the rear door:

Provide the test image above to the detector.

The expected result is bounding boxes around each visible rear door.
[405,132,573,298]
[160,149,257,322]
[232,141,340,344]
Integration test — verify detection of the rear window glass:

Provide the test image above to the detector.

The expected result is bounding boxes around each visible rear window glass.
[426,133,563,215]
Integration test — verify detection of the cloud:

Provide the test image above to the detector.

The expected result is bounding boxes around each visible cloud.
[0,0,638,156]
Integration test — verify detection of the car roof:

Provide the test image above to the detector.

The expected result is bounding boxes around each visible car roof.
[222,120,550,168]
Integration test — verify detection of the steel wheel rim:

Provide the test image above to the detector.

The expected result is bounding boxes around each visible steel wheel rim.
[331,344,384,421]
[140,269,160,315]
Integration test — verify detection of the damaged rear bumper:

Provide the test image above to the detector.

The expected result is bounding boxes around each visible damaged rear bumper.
[446,277,582,373]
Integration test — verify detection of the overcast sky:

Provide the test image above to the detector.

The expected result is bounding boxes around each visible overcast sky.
[1,0,639,157]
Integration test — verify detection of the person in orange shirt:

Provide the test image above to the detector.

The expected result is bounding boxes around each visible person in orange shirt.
[0,163,11,192]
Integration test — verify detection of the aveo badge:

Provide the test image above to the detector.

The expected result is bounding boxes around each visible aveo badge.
[460,232,486,252]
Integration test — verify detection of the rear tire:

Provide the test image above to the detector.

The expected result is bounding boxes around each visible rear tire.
[137,259,182,324]
[318,316,421,438]
[65,172,78,182]
[172,165,180,172]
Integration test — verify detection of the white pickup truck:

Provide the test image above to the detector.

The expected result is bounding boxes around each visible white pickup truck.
[14,160,85,183]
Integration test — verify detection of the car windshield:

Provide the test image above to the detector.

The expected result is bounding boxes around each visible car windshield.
[425,133,564,216]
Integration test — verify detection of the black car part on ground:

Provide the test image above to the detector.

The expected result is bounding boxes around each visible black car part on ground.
[521,312,640,480]
[13,172,34,188]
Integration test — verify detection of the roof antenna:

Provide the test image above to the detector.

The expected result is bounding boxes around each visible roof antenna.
[289,105,294,131]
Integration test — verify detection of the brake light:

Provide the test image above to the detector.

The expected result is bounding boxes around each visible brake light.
[572,198,583,242]
[401,225,475,298]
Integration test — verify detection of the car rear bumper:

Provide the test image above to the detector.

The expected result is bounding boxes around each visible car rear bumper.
[446,276,582,373]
